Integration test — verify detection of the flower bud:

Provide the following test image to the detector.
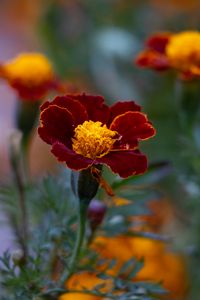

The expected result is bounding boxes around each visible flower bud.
[11,249,24,266]
[71,167,101,205]
[87,199,107,230]
[16,100,40,148]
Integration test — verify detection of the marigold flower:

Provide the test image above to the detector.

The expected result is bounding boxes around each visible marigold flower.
[92,236,188,300]
[1,53,58,100]
[38,93,155,178]
[135,30,200,80]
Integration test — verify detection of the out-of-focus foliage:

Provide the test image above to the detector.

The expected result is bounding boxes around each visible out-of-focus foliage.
[0,166,172,300]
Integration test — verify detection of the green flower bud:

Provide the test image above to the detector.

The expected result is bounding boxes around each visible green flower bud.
[71,166,101,205]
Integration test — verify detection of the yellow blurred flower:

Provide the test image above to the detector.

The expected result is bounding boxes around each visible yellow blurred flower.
[166,31,200,75]
[1,53,58,101]
[4,53,53,86]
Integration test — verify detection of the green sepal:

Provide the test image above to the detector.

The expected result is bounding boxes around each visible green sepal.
[16,100,40,149]
[71,166,101,205]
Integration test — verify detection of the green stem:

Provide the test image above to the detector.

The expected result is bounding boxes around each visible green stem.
[60,201,87,287]
[175,80,200,135]
[16,99,40,181]
[22,138,31,183]
[9,131,29,262]
[13,157,28,262]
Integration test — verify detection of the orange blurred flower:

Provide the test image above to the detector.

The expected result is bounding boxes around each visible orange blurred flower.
[92,235,188,300]
[135,30,200,80]
[112,197,175,233]
[134,199,175,233]
[59,271,113,300]
[90,197,188,299]
[0,53,60,101]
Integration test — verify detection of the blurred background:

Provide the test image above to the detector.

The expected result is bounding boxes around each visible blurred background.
[1,0,200,299]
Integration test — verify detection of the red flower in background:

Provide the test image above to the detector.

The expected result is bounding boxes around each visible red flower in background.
[135,32,171,72]
[38,94,155,178]
[135,31,200,80]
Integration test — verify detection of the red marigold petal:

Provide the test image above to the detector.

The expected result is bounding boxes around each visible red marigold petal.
[40,96,88,125]
[69,93,110,124]
[51,96,88,125]
[10,80,51,101]
[38,105,74,146]
[109,101,141,124]
[135,50,169,71]
[110,111,156,149]
[146,33,171,53]
[51,142,93,171]
[96,150,147,178]
[40,100,50,111]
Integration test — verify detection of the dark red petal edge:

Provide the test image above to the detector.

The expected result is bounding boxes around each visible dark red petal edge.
[51,142,93,171]
[40,95,88,126]
[96,150,148,178]
[110,111,156,150]
[109,101,141,125]
[69,93,110,124]
[38,105,74,146]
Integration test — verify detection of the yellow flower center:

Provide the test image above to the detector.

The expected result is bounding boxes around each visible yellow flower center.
[166,31,200,72]
[72,120,118,159]
[3,53,54,86]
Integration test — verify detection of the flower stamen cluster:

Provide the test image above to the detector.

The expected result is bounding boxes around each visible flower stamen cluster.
[72,120,118,159]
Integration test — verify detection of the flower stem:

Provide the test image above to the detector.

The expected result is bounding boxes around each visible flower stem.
[9,132,29,262]
[21,138,30,181]
[13,156,28,262]
[60,201,87,287]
